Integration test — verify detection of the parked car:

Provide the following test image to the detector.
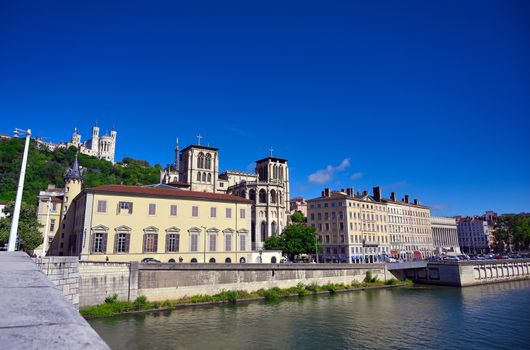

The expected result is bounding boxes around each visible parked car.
[141,257,161,263]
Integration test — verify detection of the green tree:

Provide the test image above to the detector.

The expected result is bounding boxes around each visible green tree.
[0,138,160,205]
[264,224,320,261]
[291,211,306,223]
[0,201,43,251]
[495,215,530,251]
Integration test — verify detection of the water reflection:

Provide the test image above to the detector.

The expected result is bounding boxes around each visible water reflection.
[90,281,530,350]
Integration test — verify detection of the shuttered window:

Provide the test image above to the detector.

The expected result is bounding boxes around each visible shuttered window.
[143,233,158,253]
[115,233,130,253]
[92,232,107,253]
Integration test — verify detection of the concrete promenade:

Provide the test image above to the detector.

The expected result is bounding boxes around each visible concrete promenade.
[0,252,109,350]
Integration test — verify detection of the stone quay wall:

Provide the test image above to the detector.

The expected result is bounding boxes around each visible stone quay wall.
[137,263,388,302]
[37,259,388,307]
[35,256,80,308]
[407,259,530,287]
[78,261,138,308]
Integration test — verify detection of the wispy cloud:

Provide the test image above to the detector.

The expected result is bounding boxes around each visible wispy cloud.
[308,158,351,185]
[350,172,364,180]
[223,124,249,137]
[381,181,408,191]
[430,204,448,211]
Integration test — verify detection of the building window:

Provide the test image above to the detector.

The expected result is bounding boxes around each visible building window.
[92,232,107,253]
[190,234,198,252]
[170,204,177,216]
[240,208,246,219]
[97,200,107,213]
[143,233,158,253]
[115,232,130,253]
[166,233,180,252]
[240,235,246,251]
[197,172,201,181]
[209,234,216,252]
[51,203,57,212]
[50,219,56,232]
[192,206,199,217]
[226,208,232,218]
[210,207,217,218]
[225,234,232,251]
[119,201,133,213]
[148,203,156,216]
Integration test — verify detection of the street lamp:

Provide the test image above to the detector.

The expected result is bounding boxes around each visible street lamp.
[8,128,31,252]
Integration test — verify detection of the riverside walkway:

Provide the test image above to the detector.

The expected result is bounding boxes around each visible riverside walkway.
[0,252,109,349]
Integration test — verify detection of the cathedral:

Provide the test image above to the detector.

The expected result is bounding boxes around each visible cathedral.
[161,136,290,250]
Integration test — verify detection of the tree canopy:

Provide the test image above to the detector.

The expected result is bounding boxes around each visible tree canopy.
[0,201,42,251]
[0,138,161,205]
[291,211,306,223]
[264,224,320,261]
[494,215,530,251]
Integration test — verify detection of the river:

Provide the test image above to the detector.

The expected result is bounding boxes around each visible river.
[89,280,530,349]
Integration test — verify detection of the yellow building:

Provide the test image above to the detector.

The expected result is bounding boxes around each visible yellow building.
[35,186,64,256]
[63,184,253,263]
[308,187,432,263]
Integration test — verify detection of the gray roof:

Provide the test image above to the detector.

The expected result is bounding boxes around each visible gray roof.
[64,154,83,181]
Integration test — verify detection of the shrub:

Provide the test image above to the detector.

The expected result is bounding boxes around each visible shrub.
[384,279,398,286]
[104,294,118,304]
[133,295,148,309]
[263,288,281,302]
[364,271,378,283]
[305,283,319,293]
[352,282,362,288]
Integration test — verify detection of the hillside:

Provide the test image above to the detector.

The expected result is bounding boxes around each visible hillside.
[0,138,162,205]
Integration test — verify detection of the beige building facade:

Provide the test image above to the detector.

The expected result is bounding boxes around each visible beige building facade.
[63,185,253,263]
[308,187,433,263]
[35,186,64,256]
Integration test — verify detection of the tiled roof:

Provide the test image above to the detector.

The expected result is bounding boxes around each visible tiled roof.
[85,185,252,204]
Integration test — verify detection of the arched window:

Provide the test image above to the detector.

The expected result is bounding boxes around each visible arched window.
[225,257,232,263]
[205,153,212,169]
[191,258,198,263]
[239,257,246,263]
[270,189,277,204]
[168,258,176,263]
[197,152,205,168]
[249,189,256,201]
[271,256,277,263]
[197,172,201,182]
[271,221,277,236]
[209,257,216,263]
[261,221,267,241]
[278,192,282,204]
[207,173,212,183]
[202,173,206,182]
[259,189,267,203]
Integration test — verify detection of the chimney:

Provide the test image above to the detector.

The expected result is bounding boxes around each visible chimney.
[362,190,368,197]
[390,192,396,201]
[373,186,382,202]
[324,188,331,197]
[414,199,420,205]
[404,195,410,204]
[346,187,354,196]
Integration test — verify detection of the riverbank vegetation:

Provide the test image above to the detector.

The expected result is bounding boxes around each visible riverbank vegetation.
[80,276,413,319]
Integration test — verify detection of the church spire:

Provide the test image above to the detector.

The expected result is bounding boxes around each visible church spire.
[64,153,83,182]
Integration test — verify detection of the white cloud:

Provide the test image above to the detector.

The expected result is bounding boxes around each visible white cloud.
[308,158,351,185]
[351,172,364,180]
[430,204,448,211]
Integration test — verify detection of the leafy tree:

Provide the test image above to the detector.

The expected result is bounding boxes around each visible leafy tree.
[291,211,306,223]
[495,215,530,251]
[0,201,42,251]
[0,139,161,205]
[264,224,320,261]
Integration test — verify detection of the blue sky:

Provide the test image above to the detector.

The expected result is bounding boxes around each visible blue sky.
[1,1,529,216]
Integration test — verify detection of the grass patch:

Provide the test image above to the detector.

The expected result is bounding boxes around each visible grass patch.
[80,278,412,319]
